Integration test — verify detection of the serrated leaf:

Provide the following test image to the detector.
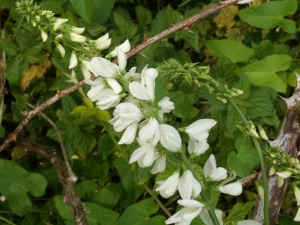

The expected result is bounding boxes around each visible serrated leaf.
[0,38,18,55]
[227,137,259,177]
[246,89,273,118]
[86,23,106,37]
[205,39,254,63]
[77,132,96,155]
[241,55,291,92]
[169,92,199,119]
[41,1,63,14]
[23,42,43,63]
[166,5,182,24]
[62,95,77,114]
[181,30,199,52]
[0,159,47,216]
[214,5,238,29]
[224,202,256,222]
[226,105,241,133]
[71,106,96,119]
[113,12,138,38]
[136,6,152,27]
[117,198,164,225]
[238,0,297,33]
[95,109,110,121]
[70,0,93,24]
[151,9,169,34]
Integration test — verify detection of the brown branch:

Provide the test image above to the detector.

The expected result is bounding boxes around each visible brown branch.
[26,103,77,183]
[14,138,89,225]
[252,74,300,224]
[0,0,239,152]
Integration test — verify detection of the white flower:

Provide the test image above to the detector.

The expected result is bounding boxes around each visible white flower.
[185,119,217,142]
[53,18,68,31]
[70,32,86,43]
[41,30,48,42]
[129,66,158,101]
[129,134,160,167]
[237,0,252,4]
[56,43,65,57]
[87,78,106,102]
[111,39,130,56]
[199,209,223,225]
[139,118,159,142]
[276,171,292,178]
[158,97,174,119]
[109,103,143,132]
[295,206,300,221]
[204,154,227,181]
[96,89,120,110]
[118,122,139,145]
[159,124,182,152]
[178,170,201,200]
[166,199,203,225]
[95,33,111,50]
[188,138,209,156]
[124,67,141,81]
[156,172,180,198]
[237,220,261,225]
[151,153,166,174]
[90,57,118,77]
[219,181,242,196]
[106,77,122,94]
[295,185,300,205]
[71,26,85,34]
[81,59,92,80]
[117,48,127,71]
[69,52,78,69]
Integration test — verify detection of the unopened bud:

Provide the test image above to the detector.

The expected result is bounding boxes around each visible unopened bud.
[269,166,275,176]
[216,97,227,104]
[258,124,268,140]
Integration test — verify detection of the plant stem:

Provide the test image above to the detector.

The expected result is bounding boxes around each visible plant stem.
[228,98,269,225]
[181,154,221,225]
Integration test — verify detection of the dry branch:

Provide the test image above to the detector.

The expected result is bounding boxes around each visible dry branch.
[252,74,300,224]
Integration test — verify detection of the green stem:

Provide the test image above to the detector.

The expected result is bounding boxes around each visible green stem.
[228,98,269,225]
[181,154,221,225]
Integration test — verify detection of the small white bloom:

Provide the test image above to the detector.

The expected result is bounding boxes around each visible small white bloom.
[156,172,179,198]
[117,48,127,71]
[159,124,182,152]
[139,118,159,142]
[81,60,92,80]
[118,122,139,145]
[41,30,48,42]
[188,138,209,156]
[295,206,300,221]
[70,32,86,43]
[185,119,217,142]
[199,209,223,225]
[96,89,120,110]
[0,195,5,202]
[90,57,119,77]
[95,33,111,50]
[178,170,201,200]
[219,181,242,196]
[166,199,203,225]
[69,52,78,69]
[276,171,292,179]
[53,18,68,31]
[56,43,65,57]
[87,78,106,102]
[111,39,130,56]
[106,77,122,94]
[237,220,261,225]
[124,67,141,81]
[204,154,227,181]
[158,97,174,119]
[237,0,252,4]
[151,153,166,174]
[71,26,85,34]
[109,103,143,132]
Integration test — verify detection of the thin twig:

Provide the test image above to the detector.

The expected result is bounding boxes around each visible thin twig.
[12,138,89,225]
[0,0,239,152]
[26,103,77,183]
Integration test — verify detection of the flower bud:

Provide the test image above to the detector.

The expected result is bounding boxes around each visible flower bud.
[56,43,65,57]
[53,18,68,31]
[69,52,78,69]
[41,30,48,42]
[258,124,268,140]
[294,185,300,205]
[269,166,275,176]
[69,32,86,43]
[71,26,85,34]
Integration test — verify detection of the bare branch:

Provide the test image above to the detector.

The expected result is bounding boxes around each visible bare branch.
[14,138,89,225]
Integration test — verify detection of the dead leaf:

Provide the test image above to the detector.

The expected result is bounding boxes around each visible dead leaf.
[214,5,238,29]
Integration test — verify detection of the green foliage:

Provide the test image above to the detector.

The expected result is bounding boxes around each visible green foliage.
[70,0,93,24]
[224,202,256,223]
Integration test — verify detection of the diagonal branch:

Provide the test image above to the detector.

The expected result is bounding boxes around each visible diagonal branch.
[0,0,240,152]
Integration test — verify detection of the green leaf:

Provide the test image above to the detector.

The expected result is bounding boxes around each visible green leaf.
[241,55,291,92]
[41,1,63,14]
[23,41,43,63]
[92,0,116,25]
[86,23,106,37]
[85,203,119,225]
[278,214,300,225]
[253,40,288,60]
[169,92,199,119]
[205,40,254,63]
[224,202,256,222]
[90,184,123,208]
[0,0,16,9]
[227,137,259,177]
[226,105,241,133]
[98,134,115,159]
[0,39,18,56]
[117,198,165,225]
[246,88,273,118]
[62,95,77,114]
[113,12,138,38]
[0,159,47,216]
[136,6,152,27]
[77,132,96,155]
[238,0,297,33]
[70,0,93,24]
[113,158,145,200]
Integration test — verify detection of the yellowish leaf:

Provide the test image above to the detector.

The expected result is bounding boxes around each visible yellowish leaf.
[225,28,244,42]
[22,58,52,90]
[214,5,238,29]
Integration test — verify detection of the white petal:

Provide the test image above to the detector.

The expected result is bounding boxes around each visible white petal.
[159,124,182,152]
[211,167,228,181]
[117,48,127,71]
[219,182,242,196]
[69,52,78,69]
[118,122,138,144]
[178,171,193,200]
[106,77,122,94]
[139,118,159,142]
[186,119,217,134]
[204,154,217,178]
[237,220,261,225]
[295,207,300,221]
[276,171,292,178]
[129,145,148,164]
[129,81,149,100]
[151,154,166,174]
[178,199,203,208]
